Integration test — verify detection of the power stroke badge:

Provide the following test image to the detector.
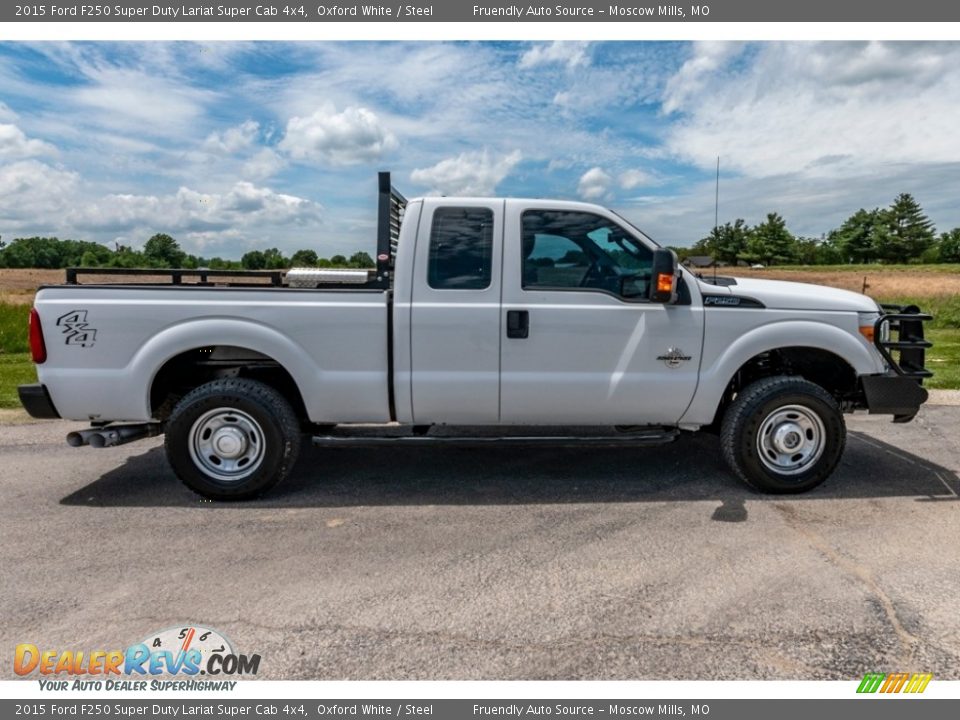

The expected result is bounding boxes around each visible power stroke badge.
[657,348,692,368]
[56,309,97,347]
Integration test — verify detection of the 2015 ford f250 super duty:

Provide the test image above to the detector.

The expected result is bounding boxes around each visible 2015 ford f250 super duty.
[19,173,933,499]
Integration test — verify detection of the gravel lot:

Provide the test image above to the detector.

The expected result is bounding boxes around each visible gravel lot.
[1,406,958,680]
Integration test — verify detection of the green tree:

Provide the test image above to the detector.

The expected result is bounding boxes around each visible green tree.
[143,233,186,268]
[715,219,749,265]
[832,208,882,264]
[262,247,288,269]
[241,250,266,270]
[815,234,844,265]
[348,251,375,268]
[878,193,935,262]
[746,213,796,266]
[794,237,821,265]
[938,228,960,263]
[290,249,319,267]
[329,254,348,267]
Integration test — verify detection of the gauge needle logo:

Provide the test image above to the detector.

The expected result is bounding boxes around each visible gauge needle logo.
[175,627,196,671]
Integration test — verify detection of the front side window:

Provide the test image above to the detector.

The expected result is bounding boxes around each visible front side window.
[521,210,653,298]
[428,207,494,290]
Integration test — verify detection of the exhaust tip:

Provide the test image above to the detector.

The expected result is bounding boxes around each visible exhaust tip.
[66,432,85,447]
[88,433,106,449]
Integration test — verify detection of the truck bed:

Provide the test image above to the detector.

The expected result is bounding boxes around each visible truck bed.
[33,284,391,424]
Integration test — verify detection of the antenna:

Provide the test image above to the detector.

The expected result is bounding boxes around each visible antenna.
[714,155,720,230]
[713,155,719,283]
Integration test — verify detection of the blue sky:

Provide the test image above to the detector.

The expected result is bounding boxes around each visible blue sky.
[1,41,960,259]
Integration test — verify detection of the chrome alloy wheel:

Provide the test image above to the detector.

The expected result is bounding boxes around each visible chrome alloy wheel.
[188,407,266,482]
[756,404,825,477]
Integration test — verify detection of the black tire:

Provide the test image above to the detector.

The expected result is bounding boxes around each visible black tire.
[720,376,846,493]
[165,378,301,500]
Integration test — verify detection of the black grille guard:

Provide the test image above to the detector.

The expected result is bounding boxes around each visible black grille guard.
[874,304,933,381]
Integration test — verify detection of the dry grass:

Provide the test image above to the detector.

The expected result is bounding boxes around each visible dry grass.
[729,267,960,297]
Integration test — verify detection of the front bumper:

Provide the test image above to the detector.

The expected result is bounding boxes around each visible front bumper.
[18,383,61,419]
[860,373,929,422]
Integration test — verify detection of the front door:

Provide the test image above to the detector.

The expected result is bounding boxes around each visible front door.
[499,203,703,425]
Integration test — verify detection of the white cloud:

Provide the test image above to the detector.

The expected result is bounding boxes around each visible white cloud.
[203,120,260,154]
[577,167,613,201]
[0,160,79,227]
[69,182,321,238]
[279,105,397,166]
[410,150,522,196]
[619,169,655,190]
[662,41,745,114]
[0,123,57,159]
[520,42,590,70]
[663,42,960,178]
[243,148,285,180]
[69,67,213,138]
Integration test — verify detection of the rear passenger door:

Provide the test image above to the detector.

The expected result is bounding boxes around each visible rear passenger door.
[409,200,504,423]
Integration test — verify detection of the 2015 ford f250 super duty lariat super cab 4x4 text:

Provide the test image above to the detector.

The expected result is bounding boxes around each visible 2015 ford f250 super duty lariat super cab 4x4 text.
[19,173,933,500]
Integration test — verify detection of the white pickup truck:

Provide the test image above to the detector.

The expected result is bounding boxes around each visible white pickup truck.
[19,173,932,499]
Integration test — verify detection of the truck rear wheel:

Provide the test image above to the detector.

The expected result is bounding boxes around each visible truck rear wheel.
[720,376,845,493]
[165,378,301,500]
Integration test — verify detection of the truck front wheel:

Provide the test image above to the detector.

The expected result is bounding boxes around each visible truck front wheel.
[720,376,846,493]
[165,378,301,500]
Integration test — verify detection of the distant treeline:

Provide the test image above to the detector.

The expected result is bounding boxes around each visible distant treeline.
[2,193,959,271]
[673,193,960,266]
[0,234,374,271]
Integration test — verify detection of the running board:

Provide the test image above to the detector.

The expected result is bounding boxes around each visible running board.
[312,429,679,448]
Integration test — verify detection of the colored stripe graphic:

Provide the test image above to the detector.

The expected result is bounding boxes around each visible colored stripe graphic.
[904,674,933,693]
[857,672,932,694]
[857,673,885,693]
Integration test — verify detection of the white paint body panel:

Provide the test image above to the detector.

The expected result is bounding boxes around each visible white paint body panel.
[35,287,390,423]
[499,199,703,425]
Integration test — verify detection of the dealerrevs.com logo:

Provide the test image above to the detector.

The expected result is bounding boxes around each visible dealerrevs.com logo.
[15,625,260,691]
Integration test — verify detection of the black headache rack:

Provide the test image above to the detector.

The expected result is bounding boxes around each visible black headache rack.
[874,304,933,381]
[63,172,408,290]
[374,170,407,289]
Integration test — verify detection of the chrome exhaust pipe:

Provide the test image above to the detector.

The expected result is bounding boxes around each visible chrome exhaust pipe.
[88,423,161,448]
[66,428,103,447]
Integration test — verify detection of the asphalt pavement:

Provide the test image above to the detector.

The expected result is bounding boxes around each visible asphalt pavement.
[1,406,958,680]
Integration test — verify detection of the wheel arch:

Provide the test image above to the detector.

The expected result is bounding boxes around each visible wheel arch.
[134,319,314,422]
[682,320,879,427]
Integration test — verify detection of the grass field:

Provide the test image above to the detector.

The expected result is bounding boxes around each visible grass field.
[0,354,35,408]
[0,267,957,409]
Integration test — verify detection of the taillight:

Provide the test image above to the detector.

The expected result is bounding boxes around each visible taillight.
[29,309,46,364]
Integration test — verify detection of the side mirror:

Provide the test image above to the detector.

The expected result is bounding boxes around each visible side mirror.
[648,248,679,304]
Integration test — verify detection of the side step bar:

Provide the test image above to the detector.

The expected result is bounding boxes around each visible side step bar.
[313,428,679,448]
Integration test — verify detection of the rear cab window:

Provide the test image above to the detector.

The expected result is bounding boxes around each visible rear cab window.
[427,207,494,290]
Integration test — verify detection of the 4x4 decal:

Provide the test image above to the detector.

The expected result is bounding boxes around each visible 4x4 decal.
[56,310,97,348]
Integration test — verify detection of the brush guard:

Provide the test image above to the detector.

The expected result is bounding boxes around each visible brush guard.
[875,304,933,380]
[860,304,933,423]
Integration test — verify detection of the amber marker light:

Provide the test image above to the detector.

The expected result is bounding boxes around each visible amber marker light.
[657,273,674,294]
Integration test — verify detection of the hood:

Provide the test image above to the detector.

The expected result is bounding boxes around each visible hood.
[699,276,879,313]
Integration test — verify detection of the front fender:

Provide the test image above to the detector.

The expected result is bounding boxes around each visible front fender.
[681,319,883,426]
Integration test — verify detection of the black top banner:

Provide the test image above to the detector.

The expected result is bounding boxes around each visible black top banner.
[6,0,960,23]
